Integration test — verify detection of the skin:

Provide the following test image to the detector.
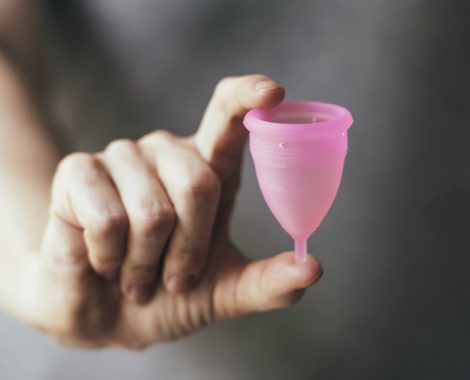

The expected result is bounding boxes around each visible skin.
[0,2,323,349]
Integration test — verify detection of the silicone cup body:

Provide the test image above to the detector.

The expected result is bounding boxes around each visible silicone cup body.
[243,101,353,262]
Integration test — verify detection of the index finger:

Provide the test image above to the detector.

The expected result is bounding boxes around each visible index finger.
[195,74,285,169]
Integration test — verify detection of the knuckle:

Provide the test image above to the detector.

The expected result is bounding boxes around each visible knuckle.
[139,130,175,147]
[214,76,235,97]
[93,256,122,272]
[210,75,250,125]
[152,129,174,141]
[91,211,128,238]
[93,251,122,266]
[105,138,136,155]
[58,152,97,174]
[132,201,175,236]
[126,263,157,281]
[180,169,221,201]
[172,245,202,268]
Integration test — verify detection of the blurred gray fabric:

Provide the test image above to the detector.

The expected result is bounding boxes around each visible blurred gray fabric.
[1,0,469,379]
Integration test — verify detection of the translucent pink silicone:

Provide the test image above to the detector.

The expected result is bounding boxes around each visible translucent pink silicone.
[243,101,353,262]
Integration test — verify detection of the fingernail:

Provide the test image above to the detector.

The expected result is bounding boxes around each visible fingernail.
[167,274,197,294]
[255,80,281,92]
[126,283,154,303]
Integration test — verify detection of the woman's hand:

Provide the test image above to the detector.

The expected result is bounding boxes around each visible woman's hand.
[33,75,323,348]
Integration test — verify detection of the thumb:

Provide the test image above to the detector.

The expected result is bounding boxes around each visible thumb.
[217,252,323,319]
[195,74,285,170]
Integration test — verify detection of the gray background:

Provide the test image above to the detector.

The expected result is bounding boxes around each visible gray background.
[1,0,469,379]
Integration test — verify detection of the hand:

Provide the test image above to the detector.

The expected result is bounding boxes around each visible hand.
[33,75,323,348]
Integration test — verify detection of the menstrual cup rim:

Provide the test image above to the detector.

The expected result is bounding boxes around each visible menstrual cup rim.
[244,101,353,138]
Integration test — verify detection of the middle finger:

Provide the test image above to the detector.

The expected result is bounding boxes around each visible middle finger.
[101,139,176,303]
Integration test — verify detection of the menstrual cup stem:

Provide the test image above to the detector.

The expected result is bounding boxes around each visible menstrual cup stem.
[294,239,307,263]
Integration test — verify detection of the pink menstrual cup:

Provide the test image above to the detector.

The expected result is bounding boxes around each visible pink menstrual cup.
[243,101,353,262]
